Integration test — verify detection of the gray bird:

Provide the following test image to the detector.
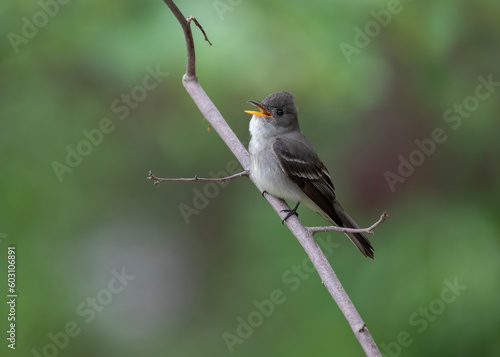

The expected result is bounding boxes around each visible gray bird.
[245,91,374,259]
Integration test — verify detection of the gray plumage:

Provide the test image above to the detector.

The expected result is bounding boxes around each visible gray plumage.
[247,91,374,259]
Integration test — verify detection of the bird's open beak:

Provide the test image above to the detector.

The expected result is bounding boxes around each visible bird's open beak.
[245,100,273,117]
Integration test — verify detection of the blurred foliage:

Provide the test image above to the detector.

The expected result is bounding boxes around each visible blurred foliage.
[1,0,499,356]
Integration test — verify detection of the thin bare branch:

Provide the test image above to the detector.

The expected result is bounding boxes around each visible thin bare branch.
[158,2,385,356]
[148,170,248,185]
[309,212,388,235]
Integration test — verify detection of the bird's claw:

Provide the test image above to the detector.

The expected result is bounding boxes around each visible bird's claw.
[280,202,300,225]
[281,210,298,224]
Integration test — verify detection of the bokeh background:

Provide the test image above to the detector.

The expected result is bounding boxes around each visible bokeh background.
[1,0,500,356]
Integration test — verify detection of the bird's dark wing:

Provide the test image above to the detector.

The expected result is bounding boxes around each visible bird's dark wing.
[272,136,343,227]
[273,136,375,259]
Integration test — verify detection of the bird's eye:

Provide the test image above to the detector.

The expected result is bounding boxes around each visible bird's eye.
[276,109,284,116]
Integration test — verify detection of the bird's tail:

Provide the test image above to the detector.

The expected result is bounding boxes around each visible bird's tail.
[331,201,375,259]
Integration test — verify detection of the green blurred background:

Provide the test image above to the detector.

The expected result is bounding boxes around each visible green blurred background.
[1,0,500,356]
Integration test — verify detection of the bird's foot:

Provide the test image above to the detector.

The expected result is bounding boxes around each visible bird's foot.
[281,202,300,225]
[261,190,268,198]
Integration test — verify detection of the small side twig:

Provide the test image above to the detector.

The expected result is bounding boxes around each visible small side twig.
[148,170,248,185]
[308,212,388,235]
[187,16,212,45]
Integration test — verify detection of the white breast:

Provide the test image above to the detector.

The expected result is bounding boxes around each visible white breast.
[248,115,303,202]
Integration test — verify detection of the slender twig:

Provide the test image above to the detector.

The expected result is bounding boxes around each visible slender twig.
[148,170,248,185]
[187,16,212,45]
[158,2,384,356]
[309,212,388,235]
